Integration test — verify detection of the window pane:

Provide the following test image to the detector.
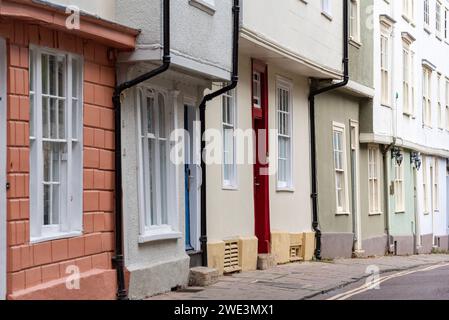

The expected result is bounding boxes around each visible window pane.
[148,139,156,226]
[160,141,168,225]
[72,99,78,139]
[42,54,49,94]
[52,184,60,225]
[58,99,65,139]
[44,184,50,225]
[50,98,58,139]
[72,58,78,97]
[147,97,154,134]
[49,55,57,96]
[158,93,166,138]
[57,57,65,97]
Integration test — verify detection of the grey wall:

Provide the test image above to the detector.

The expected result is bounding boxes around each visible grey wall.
[349,0,374,88]
[315,91,359,234]
[359,144,386,241]
[115,0,233,79]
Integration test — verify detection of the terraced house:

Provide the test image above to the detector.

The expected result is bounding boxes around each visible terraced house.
[362,0,449,255]
[1,0,449,301]
[0,0,138,299]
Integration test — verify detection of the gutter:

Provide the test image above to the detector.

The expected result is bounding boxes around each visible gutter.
[199,0,240,266]
[308,0,349,260]
[112,0,171,300]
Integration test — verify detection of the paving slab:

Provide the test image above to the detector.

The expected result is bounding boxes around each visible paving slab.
[146,254,449,300]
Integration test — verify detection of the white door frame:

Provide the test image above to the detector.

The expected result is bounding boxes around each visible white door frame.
[184,99,201,252]
[0,37,7,300]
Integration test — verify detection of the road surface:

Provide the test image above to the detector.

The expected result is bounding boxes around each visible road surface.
[315,263,449,300]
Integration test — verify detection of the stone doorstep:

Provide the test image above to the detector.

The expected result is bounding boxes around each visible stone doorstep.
[189,267,219,287]
[257,254,277,270]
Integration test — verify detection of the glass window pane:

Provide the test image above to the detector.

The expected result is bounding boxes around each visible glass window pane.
[72,58,78,97]
[158,93,166,138]
[44,184,50,225]
[160,141,168,225]
[43,142,51,182]
[42,54,49,94]
[58,99,65,139]
[147,97,154,134]
[50,98,58,139]
[49,55,57,96]
[57,57,65,97]
[52,184,60,225]
[52,144,60,181]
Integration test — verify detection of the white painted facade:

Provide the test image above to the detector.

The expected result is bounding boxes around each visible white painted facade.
[371,0,449,245]
[41,0,116,20]
[115,1,235,298]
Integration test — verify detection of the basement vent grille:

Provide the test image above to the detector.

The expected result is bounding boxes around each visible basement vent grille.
[290,246,301,262]
[224,241,241,274]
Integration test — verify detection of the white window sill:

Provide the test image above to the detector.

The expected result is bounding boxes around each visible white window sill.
[336,211,350,216]
[31,231,82,244]
[138,230,182,244]
[321,12,333,21]
[349,38,362,49]
[424,26,431,35]
[276,187,295,193]
[222,185,239,191]
[189,0,216,15]
[369,212,383,216]
[395,210,405,214]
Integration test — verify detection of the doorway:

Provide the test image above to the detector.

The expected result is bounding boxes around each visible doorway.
[252,60,271,254]
[0,37,7,299]
[184,103,202,264]
[430,164,436,247]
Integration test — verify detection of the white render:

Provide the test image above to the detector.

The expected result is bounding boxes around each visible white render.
[41,0,116,20]
[371,0,449,242]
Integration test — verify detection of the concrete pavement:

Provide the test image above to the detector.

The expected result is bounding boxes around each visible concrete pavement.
[147,254,449,300]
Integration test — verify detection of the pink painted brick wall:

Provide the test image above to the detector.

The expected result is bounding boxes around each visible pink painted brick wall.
[1,20,117,297]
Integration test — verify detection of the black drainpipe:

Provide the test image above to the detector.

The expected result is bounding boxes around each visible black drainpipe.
[199,0,240,266]
[112,0,171,300]
[308,0,349,260]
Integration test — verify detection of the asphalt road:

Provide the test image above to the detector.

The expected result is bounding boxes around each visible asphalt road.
[314,263,449,300]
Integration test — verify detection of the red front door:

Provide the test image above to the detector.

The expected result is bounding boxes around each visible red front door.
[252,60,271,254]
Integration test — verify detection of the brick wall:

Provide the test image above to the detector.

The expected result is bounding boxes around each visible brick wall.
[0,20,116,296]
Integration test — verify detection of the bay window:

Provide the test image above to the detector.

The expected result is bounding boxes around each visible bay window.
[29,47,83,241]
[137,88,179,241]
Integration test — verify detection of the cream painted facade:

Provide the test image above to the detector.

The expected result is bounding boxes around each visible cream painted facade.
[206,0,346,272]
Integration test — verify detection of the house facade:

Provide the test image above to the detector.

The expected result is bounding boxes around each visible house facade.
[362,0,449,255]
[114,0,235,299]
[205,0,345,272]
[0,0,138,299]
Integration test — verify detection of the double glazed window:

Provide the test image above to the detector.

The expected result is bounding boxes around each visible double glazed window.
[276,79,293,190]
[222,89,237,188]
[333,123,349,214]
[29,47,83,241]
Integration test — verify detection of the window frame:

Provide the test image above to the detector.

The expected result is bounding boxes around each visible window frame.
[423,156,430,214]
[368,145,382,215]
[433,158,440,211]
[349,0,361,43]
[29,45,84,243]
[321,0,332,17]
[222,88,238,189]
[332,122,350,215]
[424,0,430,28]
[422,66,433,127]
[380,19,393,107]
[136,87,181,243]
[276,77,294,191]
[394,156,405,213]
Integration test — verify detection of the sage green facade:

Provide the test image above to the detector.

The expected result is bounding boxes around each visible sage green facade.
[315,0,388,258]
[387,150,416,255]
